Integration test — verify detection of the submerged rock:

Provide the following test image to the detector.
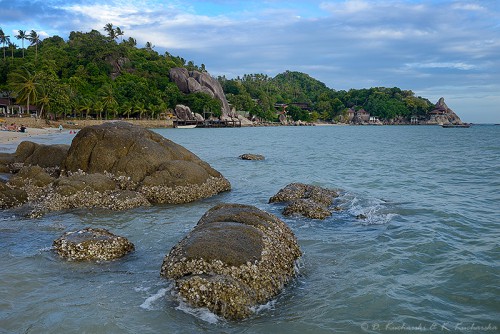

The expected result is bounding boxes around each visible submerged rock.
[269,183,339,219]
[239,153,265,161]
[53,227,134,261]
[161,203,301,320]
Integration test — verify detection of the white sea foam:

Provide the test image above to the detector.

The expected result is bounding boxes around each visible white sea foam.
[140,286,170,310]
[175,300,221,324]
[250,299,276,314]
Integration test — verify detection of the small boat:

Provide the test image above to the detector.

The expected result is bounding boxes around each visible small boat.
[441,123,471,128]
[175,124,197,129]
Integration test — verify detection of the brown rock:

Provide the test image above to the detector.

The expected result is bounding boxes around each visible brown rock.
[161,203,301,320]
[53,227,134,261]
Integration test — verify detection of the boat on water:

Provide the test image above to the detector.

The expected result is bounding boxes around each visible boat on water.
[175,124,197,129]
[441,123,471,128]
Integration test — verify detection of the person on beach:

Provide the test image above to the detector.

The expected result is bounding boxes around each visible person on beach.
[19,125,26,133]
[58,124,63,132]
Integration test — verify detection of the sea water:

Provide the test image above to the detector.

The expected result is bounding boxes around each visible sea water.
[0,125,498,333]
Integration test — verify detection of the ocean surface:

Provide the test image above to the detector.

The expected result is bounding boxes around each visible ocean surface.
[0,125,499,333]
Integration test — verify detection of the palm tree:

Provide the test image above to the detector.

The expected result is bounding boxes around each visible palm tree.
[28,30,40,62]
[103,23,117,40]
[9,68,40,117]
[0,28,10,61]
[36,84,51,119]
[9,42,17,62]
[115,27,124,42]
[99,84,117,119]
[145,41,155,51]
[15,30,27,58]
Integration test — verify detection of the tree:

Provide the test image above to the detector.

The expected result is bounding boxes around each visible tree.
[145,42,155,52]
[15,30,27,58]
[9,68,40,117]
[9,42,17,62]
[99,84,117,119]
[115,27,124,42]
[0,28,10,61]
[28,30,40,62]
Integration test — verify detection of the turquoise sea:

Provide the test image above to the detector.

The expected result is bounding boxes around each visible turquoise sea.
[0,125,499,333]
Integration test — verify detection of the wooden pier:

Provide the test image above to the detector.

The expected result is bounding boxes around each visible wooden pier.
[173,119,241,128]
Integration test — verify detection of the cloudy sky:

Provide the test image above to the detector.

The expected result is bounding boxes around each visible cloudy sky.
[2,0,499,122]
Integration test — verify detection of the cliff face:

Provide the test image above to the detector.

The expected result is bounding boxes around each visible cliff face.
[169,68,234,119]
[427,97,464,125]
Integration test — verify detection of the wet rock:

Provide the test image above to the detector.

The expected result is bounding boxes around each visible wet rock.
[53,227,134,261]
[0,182,28,208]
[239,153,265,161]
[161,203,301,320]
[269,183,339,219]
[8,165,55,189]
[53,172,117,197]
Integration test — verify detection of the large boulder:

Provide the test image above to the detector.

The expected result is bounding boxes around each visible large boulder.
[269,183,339,219]
[14,141,70,168]
[61,122,230,203]
[161,203,301,320]
[0,122,230,215]
[53,227,134,261]
[169,68,233,119]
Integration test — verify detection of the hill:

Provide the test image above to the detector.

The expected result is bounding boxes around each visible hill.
[1,26,435,123]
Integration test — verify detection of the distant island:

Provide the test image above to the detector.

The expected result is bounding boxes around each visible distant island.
[0,25,464,126]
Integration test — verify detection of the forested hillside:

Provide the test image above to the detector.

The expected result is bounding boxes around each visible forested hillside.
[0,25,220,120]
[1,26,433,122]
[218,71,434,122]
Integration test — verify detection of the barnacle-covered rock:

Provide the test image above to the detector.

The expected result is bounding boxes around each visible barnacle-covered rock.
[0,122,230,215]
[0,182,28,209]
[53,227,134,261]
[269,182,339,219]
[161,203,301,320]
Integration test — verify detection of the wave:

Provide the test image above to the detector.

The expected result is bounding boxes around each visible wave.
[140,285,172,310]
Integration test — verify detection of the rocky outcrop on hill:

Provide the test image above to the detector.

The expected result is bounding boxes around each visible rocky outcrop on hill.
[53,227,134,261]
[427,97,464,125]
[169,68,234,119]
[161,203,301,320]
[0,122,230,215]
[269,183,339,219]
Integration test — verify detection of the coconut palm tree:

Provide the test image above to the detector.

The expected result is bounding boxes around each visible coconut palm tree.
[9,68,40,117]
[99,84,117,119]
[103,23,117,40]
[9,42,17,62]
[115,27,124,42]
[15,30,27,58]
[28,30,40,62]
[0,28,10,61]
[145,41,155,51]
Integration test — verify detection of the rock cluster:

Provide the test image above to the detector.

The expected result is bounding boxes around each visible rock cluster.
[428,97,464,125]
[0,122,230,215]
[269,183,339,219]
[169,68,233,119]
[160,203,301,320]
[53,227,134,261]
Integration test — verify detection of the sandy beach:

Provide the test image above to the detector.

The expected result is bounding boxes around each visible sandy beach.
[0,117,173,147]
[0,127,66,146]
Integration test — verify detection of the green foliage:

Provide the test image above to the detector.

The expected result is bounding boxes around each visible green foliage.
[1,27,213,120]
[218,71,434,122]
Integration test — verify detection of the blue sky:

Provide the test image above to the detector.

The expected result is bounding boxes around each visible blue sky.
[2,0,499,123]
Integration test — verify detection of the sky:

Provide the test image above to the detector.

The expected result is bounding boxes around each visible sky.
[1,0,500,123]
